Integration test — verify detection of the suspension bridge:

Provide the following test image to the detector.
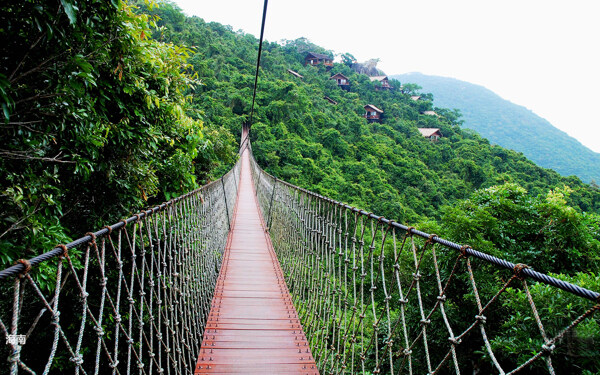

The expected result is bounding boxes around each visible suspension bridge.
[1,125,599,374]
[2,1,600,372]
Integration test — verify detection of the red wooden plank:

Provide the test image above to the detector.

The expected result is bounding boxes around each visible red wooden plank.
[195,149,318,374]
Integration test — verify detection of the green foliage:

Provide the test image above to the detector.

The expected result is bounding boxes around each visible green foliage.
[0,0,235,269]
[441,183,600,274]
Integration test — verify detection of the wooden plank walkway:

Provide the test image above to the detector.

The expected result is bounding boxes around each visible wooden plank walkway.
[195,149,318,374]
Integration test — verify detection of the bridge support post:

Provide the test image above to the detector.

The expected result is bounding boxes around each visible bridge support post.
[267,177,278,230]
[221,177,231,230]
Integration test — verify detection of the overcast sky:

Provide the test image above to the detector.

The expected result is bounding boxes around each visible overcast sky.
[173,0,600,153]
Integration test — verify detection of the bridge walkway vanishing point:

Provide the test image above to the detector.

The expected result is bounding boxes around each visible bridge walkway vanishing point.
[194,148,319,374]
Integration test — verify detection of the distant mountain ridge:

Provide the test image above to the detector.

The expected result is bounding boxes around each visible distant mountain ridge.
[391,72,600,183]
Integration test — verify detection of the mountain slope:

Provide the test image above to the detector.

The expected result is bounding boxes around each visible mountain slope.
[137,4,600,225]
[392,72,600,183]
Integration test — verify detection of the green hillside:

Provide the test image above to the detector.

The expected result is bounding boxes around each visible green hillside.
[392,72,600,183]
[141,6,600,221]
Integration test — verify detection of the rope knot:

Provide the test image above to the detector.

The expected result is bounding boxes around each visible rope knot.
[437,294,447,302]
[85,232,96,245]
[426,234,438,245]
[403,348,412,356]
[448,337,462,345]
[70,355,84,365]
[103,225,113,235]
[94,326,105,337]
[406,226,415,237]
[475,314,487,324]
[51,311,61,325]
[15,259,31,277]
[513,263,529,279]
[420,319,431,325]
[542,343,556,353]
[459,245,471,258]
[57,244,69,259]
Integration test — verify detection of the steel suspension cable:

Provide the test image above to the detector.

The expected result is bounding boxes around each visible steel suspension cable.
[243,0,269,151]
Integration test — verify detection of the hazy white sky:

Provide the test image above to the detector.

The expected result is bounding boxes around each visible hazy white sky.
[173,0,600,153]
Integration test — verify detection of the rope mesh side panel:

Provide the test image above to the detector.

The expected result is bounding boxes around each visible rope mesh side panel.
[248,150,600,375]
[0,161,240,374]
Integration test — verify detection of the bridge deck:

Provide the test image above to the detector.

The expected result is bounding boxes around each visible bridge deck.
[195,150,318,374]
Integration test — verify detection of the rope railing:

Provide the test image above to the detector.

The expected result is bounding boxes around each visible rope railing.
[2,132,599,374]
[0,160,240,374]
[248,146,600,374]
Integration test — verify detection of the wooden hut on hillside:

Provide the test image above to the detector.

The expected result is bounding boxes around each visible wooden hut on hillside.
[304,52,333,68]
[369,76,391,90]
[330,73,350,89]
[418,128,442,141]
[364,104,383,122]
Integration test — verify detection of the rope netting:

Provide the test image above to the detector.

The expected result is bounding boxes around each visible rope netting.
[0,162,240,374]
[248,147,600,374]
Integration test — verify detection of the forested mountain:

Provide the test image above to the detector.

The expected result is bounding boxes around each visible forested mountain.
[143,0,600,264]
[392,72,600,183]
[1,1,599,371]
[141,5,600,219]
[0,0,236,266]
